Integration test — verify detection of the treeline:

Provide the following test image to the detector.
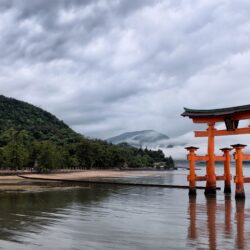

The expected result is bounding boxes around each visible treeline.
[0,128,174,172]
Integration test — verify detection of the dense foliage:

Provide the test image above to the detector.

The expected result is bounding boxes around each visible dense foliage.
[0,95,80,145]
[0,95,174,172]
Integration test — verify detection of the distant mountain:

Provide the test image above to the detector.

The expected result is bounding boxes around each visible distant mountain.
[107,130,169,148]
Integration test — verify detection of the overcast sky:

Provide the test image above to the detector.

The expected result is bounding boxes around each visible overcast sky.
[1,0,250,143]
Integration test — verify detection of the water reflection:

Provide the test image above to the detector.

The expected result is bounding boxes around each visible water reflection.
[206,197,217,249]
[1,172,250,249]
[224,195,232,237]
[0,185,115,243]
[188,196,247,249]
[108,172,175,185]
[188,196,197,240]
[236,199,245,249]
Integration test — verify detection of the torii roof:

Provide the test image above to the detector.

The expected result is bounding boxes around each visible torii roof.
[181,104,250,118]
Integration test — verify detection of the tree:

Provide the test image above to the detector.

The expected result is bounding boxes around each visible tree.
[36,142,59,172]
[3,129,29,170]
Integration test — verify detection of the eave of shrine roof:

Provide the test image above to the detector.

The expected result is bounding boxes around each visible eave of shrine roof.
[181,104,250,117]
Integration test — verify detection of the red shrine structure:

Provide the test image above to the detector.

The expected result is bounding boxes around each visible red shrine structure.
[182,104,250,199]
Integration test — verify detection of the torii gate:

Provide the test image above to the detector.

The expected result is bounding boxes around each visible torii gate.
[182,104,250,199]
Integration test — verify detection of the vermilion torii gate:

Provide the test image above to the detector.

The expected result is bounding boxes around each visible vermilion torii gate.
[182,104,250,199]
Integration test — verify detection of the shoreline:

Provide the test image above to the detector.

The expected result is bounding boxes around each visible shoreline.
[21,169,166,180]
[0,170,167,192]
[0,170,215,192]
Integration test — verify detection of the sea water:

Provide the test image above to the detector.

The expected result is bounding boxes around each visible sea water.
[0,165,250,249]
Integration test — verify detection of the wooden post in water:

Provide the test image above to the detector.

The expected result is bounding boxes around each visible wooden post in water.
[220,148,232,194]
[186,146,199,196]
[205,123,217,196]
[232,144,246,199]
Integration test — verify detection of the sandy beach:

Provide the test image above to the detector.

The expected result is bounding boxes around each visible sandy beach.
[21,170,161,180]
[0,175,61,192]
[0,170,163,192]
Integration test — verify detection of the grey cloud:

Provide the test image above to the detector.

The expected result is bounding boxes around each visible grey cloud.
[0,0,250,144]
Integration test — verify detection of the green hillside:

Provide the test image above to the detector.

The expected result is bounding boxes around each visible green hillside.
[0,95,174,171]
[0,95,81,145]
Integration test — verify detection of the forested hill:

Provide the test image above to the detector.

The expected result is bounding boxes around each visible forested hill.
[0,95,174,171]
[0,95,81,144]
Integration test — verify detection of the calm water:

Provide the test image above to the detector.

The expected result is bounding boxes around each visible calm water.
[1,166,250,249]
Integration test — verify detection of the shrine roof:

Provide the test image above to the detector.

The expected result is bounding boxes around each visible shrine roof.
[181,104,250,118]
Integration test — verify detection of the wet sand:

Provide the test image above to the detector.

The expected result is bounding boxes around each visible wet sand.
[0,170,162,192]
[0,175,66,192]
[21,170,162,181]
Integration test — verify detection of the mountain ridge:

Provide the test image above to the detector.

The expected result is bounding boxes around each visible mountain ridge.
[107,130,169,148]
[0,94,81,144]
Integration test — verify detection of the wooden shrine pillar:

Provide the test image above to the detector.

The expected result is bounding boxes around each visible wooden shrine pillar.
[232,144,246,199]
[205,123,217,195]
[186,146,199,196]
[220,148,232,194]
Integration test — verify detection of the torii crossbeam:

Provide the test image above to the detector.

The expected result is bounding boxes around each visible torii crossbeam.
[182,104,250,197]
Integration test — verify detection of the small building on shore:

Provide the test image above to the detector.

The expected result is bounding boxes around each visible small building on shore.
[153,162,176,170]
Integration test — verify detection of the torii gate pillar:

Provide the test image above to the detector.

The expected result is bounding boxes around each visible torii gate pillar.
[220,147,232,194]
[205,123,217,195]
[232,144,246,199]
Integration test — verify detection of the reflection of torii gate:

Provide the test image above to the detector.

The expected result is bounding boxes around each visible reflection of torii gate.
[188,197,246,249]
[182,104,250,199]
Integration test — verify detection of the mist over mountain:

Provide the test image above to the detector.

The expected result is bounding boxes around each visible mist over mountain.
[107,130,170,148]
[107,130,192,159]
